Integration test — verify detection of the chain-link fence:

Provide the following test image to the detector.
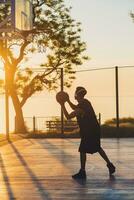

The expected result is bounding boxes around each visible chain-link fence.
[1,66,134,137]
[21,66,134,137]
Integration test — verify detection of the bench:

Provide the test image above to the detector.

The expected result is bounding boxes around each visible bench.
[46,120,78,132]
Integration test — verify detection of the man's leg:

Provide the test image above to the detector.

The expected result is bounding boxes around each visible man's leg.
[98,147,116,175]
[80,152,86,170]
[98,147,111,164]
[72,152,87,179]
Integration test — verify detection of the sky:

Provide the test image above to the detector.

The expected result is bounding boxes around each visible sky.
[11,0,134,69]
[1,0,134,132]
[66,0,134,67]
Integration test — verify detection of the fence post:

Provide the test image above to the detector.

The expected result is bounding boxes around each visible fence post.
[98,113,101,126]
[115,66,119,138]
[33,116,36,133]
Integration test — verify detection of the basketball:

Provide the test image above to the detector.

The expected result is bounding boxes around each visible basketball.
[56,91,69,103]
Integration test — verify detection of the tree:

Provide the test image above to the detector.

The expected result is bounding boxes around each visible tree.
[130,11,134,22]
[0,0,88,133]
[104,117,134,127]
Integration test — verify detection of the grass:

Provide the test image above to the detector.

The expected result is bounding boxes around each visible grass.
[13,125,134,138]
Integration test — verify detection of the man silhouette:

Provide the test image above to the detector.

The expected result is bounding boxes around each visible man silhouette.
[59,86,116,179]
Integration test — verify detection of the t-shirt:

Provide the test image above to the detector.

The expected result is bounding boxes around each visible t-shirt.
[76,99,100,138]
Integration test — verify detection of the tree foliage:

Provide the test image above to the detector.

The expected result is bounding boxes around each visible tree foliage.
[104,117,134,126]
[0,0,88,106]
[130,11,134,22]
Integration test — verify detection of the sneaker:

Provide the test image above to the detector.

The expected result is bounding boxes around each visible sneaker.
[107,163,116,175]
[72,169,86,179]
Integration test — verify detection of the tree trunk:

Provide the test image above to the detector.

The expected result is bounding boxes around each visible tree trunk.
[10,89,27,133]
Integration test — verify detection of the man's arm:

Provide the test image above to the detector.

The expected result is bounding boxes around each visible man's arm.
[60,102,85,120]
[67,99,77,110]
[61,103,77,120]
[64,92,77,110]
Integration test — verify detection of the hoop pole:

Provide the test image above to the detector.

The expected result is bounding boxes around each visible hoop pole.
[60,68,64,135]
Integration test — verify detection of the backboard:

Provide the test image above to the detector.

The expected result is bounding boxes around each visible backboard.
[0,0,33,32]
[14,0,33,31]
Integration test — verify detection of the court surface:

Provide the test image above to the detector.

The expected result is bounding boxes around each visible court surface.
[0,138,133,200]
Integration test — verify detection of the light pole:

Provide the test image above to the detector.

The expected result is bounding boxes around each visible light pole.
[5,35,9,140]
[115,66,119,138]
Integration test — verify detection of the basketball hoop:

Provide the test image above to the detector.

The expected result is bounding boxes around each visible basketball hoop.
[0,0,33,139]
[0,0,33,36]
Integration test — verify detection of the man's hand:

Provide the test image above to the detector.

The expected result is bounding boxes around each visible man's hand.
[65,92,70,102]
[59,101,65,107]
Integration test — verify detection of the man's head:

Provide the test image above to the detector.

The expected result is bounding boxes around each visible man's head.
[75,86,87,101]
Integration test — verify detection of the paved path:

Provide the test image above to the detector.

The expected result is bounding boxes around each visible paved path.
[0,138,134,199]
